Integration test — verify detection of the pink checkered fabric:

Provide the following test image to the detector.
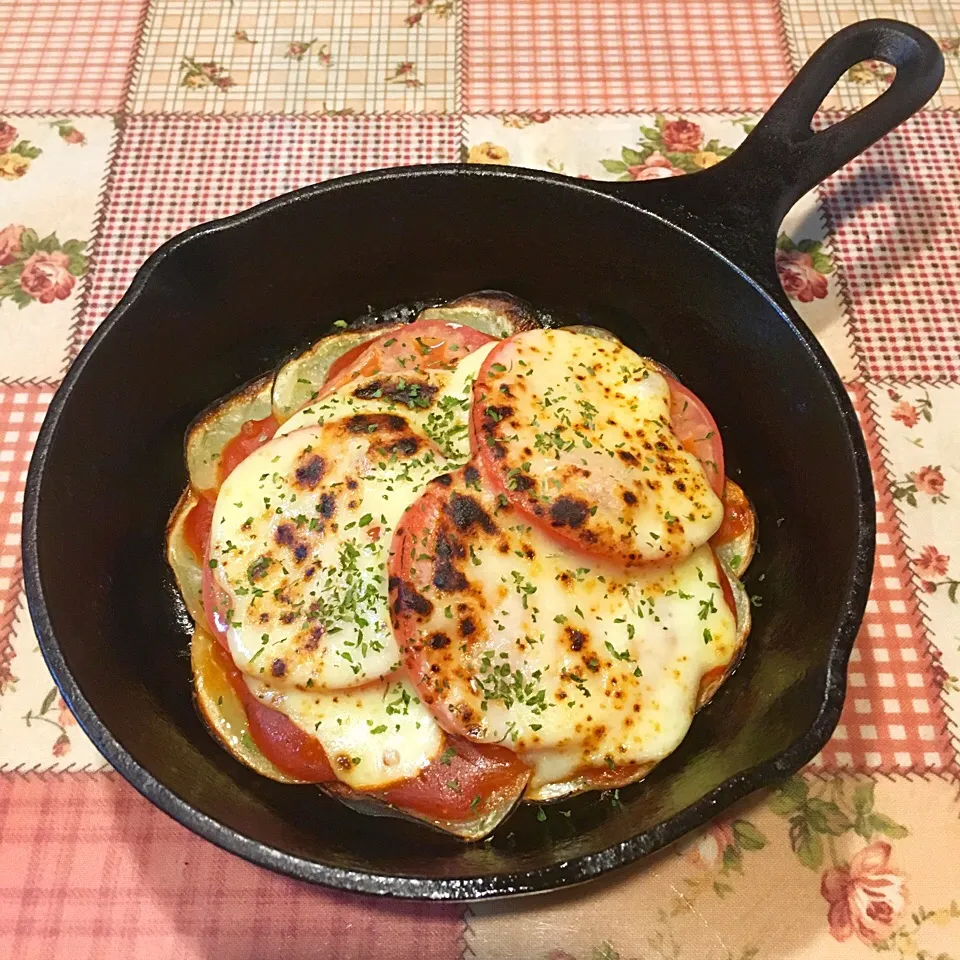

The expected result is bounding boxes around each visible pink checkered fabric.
[0,772,463,959]
[813,385,953,774]
[463,0,791,111]
[0,386,53,657]
[0,0,145,111]
[823,112,960,379]
[74,114,461,352]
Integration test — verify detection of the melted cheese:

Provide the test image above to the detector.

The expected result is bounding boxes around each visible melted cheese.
[248,675,443,789]
[210,328,740,798]
[277,341,496,462]
[393,473,736,781]
[212,343,496,692]
[474,329,724,564]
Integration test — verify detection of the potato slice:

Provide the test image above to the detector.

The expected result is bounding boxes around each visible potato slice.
[560,324,623,344]
[524,759,656,804]
[271,325,404,424]
[416,290,541,338]
[191,627,304,784]
[185,375,274,497]
[165,487,205,625]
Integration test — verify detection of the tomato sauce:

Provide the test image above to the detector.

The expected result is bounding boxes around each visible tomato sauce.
[183,495,214,561]
[207,638,336,782]
[324,341,373,384]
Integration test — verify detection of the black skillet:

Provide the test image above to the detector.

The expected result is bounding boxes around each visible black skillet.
[23,19,943,900]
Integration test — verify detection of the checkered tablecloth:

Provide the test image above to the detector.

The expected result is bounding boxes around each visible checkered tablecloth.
[2,2,960,958]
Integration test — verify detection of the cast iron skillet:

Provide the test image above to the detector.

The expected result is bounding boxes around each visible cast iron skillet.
[24,19,943,900]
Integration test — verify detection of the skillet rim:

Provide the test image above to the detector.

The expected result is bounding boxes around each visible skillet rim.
[22,163,875,900]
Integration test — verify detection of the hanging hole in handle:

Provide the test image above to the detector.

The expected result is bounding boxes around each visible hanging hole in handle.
[812,58,898,120]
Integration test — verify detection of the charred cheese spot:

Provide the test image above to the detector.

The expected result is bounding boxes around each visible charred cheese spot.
[447,493,497,534]
[352,376,440,409]
[390,577,434,618]
[549,496,589,529]
[294,454,325,489]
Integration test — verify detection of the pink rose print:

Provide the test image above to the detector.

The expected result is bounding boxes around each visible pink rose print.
[24,688,72,755]
[285,39,316,61]
[62,127,86,145]
[0,223,25,266]
[0,120,17,151]
[0,228,87,309]
[821,841,907,945]
[891,401,919,428]
[685,820,736,870]
[776,247,829,302]
[180,57,236,91]
[386,61,423,87]
[600,117,735,181]
[915,545,949,580]
[627,151,685,180]
[57,695,77,728]
[19,250,76,304]
[912,465,946,497]
[661,119,703,153]
[0,654,16,695]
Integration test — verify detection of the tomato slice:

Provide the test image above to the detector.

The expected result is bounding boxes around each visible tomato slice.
[323,340,374,385]
[378,736,528,821]
[213,629,525,814]
[217,415,278,486]
[206,637,335,782]
[321,320,495,396]
[665,376,724,497]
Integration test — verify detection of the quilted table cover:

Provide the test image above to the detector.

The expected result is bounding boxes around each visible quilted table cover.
[1,1,959,957]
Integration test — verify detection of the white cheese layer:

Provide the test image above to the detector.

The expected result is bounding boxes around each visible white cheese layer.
[247,675,443,789]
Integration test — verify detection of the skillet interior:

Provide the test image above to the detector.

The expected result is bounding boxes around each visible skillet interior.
[25,168,870,898]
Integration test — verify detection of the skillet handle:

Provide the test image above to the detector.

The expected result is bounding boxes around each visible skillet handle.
[610,19,944,298]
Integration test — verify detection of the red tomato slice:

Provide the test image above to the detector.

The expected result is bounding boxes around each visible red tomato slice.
[387,483,454,724]
[321,320,495,396]
[470,331,725,567]
[217,415,278,486]
[207,637,336,782]
[323,340,374,385]
[664,376,724,497]
[379,736,528,821]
